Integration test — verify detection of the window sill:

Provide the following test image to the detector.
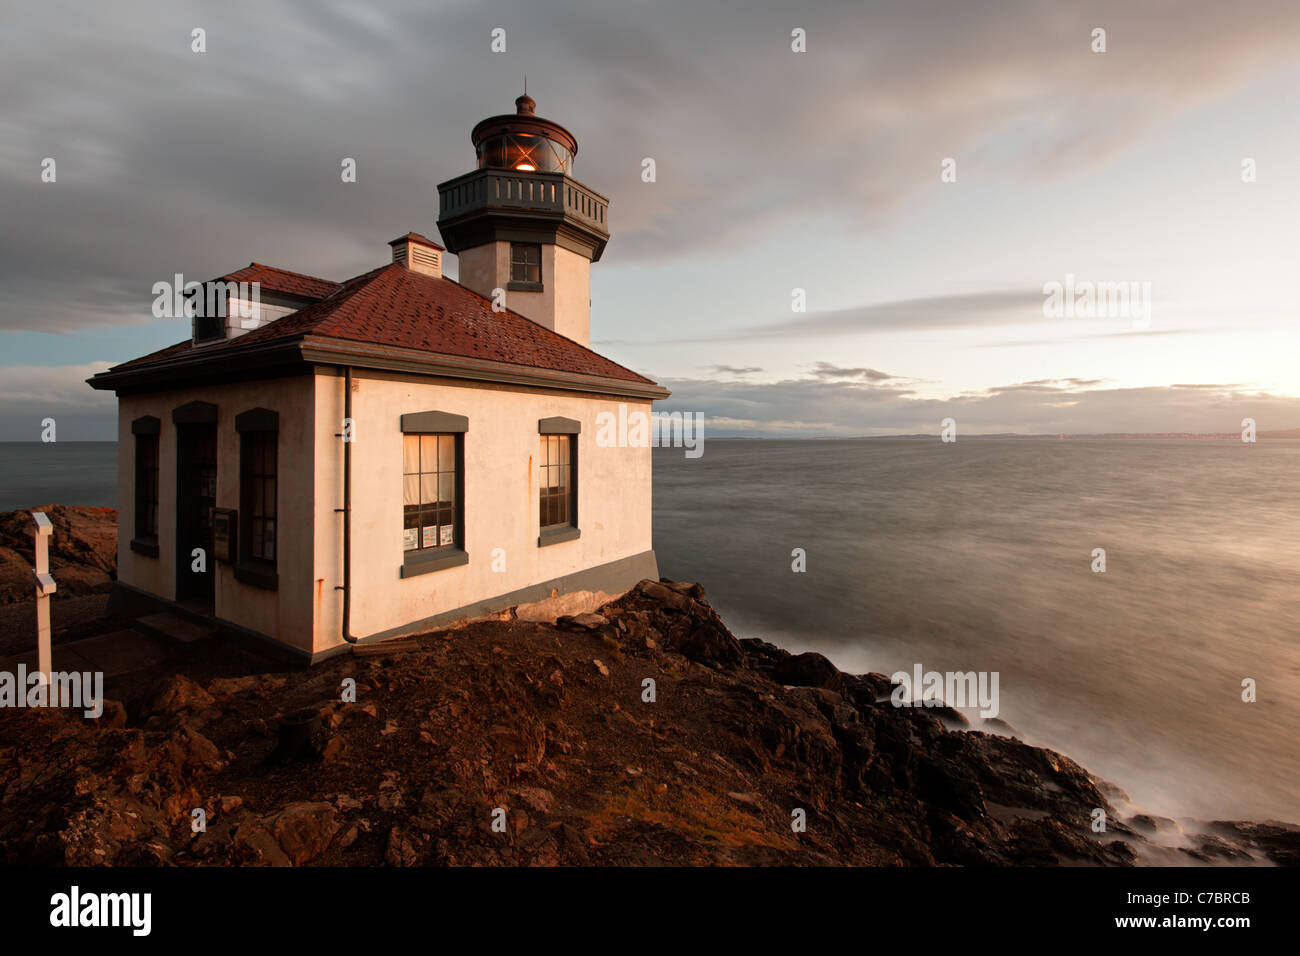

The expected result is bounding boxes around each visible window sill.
[401,548,469,578]
[130,537,159,558]
[507,280,543,293]
[234,561,279,590]
[538,526,580,547]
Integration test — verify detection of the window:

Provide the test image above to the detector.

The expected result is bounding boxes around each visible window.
[510,243,541,285]
[476,133,574,174]
[539,435,572,528]
[538,418,580,546]
[193,312,223,343]
[242,431,277,563]
[398,411,468,578]
[130,416,160,556]
[235,407,279,589]
[136,435,159,538]
[403,434,459,553]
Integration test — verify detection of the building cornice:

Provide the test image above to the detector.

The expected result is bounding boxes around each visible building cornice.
[297,335,669,400]
[88,334,670,401]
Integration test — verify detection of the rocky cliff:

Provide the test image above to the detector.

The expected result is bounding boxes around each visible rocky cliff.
[0,505,116,605]
[0,571,1295,866]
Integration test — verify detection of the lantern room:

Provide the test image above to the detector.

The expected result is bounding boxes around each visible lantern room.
[437,93,610,348]
[472,94,578,174]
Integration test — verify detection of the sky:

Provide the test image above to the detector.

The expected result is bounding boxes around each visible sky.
[2,0,1298,438]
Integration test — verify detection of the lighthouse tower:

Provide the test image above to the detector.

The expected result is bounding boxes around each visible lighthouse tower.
[436,95,609,347]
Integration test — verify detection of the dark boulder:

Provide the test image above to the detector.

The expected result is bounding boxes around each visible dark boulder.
[773,652,844,694]
[677,622,743,666]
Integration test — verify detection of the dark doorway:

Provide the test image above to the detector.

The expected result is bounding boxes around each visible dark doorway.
[176,422,217,606]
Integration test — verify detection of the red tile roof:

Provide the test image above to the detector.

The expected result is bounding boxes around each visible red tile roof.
[112,261,656,387]
[215,262,342,301]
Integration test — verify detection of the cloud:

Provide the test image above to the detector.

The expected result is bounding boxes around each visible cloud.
[1019,378,1104,388]
[981,328,1215,348]
[809,362,899,381]
[708,365,763,376]
[743,290,1041,340]
[656,372,1300,437]
[0,363,115,439]
[3,0,1298,344]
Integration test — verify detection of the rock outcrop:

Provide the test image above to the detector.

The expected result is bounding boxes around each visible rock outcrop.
[0,505,117,605]
[0,578,1294,867]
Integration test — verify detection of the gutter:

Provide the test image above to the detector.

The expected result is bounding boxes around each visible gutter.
[89,335,670,402]
[299,336,670,401]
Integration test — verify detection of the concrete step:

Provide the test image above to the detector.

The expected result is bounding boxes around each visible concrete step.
[133,612,218,645]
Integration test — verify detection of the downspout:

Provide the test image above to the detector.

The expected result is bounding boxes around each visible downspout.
[337,366,409,647]
[339,366,359,643]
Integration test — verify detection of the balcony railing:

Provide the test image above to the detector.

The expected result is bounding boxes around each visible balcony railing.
[438,168,608,236]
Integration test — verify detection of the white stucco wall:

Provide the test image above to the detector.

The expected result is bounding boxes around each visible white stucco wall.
[311,368,653,655]
[116,377,317,655]
[453,242,591,346]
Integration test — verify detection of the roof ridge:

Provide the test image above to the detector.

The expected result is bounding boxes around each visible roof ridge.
[275,264,388,327]
[242,261,338,282]
[102,259,660,389]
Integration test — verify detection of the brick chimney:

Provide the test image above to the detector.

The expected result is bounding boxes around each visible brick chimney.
[389,232,444,278]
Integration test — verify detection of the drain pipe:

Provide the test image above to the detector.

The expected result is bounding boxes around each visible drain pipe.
[338,366,359,644]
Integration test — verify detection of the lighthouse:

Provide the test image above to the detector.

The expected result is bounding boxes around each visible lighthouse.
[436,94,610,347]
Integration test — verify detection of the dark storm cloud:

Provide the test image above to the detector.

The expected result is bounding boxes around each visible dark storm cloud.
[3,0,1298,337]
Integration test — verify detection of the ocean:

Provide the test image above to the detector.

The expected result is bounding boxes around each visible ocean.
[0,442,117,511]
[653,439,1300,825]
[2,439,1296,823]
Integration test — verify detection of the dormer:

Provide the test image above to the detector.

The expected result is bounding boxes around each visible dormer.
[189,263,341,346]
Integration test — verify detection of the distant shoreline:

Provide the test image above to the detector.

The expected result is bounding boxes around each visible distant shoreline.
[5,433,1300,444]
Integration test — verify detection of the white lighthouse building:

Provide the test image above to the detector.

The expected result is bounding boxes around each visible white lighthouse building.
[90,95,667,662]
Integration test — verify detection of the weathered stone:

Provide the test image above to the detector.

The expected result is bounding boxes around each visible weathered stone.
[385,827,418,866]
[637,580,689,611]
[207,674,288,698]
[163,726,225,773]
[264,802,340,865]
[233,821,292,866]
[321,736,349,763]
[677,622,743,666]
[97,699,128,729]
[510,787,555,816]
[773,652,843,694]
[556,612,607,631]
[0,505,116,604]
[139,674,215,719]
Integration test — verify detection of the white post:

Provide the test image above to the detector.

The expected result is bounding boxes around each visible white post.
[31,511,56,686]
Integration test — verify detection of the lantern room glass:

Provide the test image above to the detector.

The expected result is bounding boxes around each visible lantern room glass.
[477,133,573,174]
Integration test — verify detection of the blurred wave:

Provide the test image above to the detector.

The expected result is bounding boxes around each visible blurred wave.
[653,439,1300,822]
